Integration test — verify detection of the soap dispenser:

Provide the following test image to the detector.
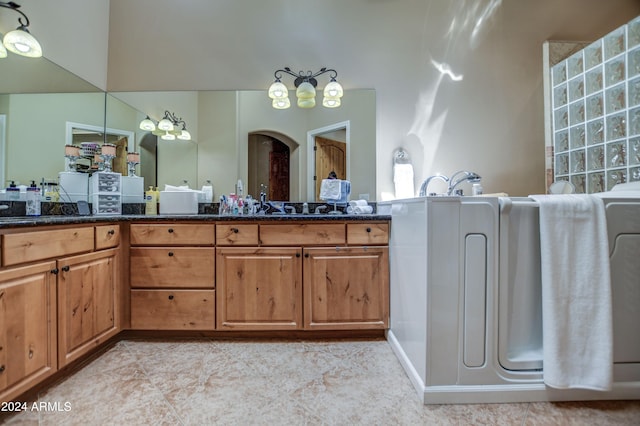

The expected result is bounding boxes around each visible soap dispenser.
[6,181,20,201]
[26,181,41,216]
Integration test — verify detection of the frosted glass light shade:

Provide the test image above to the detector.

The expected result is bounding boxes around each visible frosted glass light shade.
[272,97,290,109]
[322,96,341,108]
[296,81,316,99]
[157,118,174,131]
[139,117,156,131]
[297,97,316,108]
[323,80,343,98]
[177,129,191,140]
[0,43,7,58]
[3,28,42,58]
[161,131,176,140]
[268,81,288,99]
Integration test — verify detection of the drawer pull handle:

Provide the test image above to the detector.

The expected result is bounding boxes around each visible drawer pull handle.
[168,252,174,257]
[61,265,70,272]
[108,229,115,235]
[231,228,239,233]
[366,227,372,233]
[168,228,174,233]
[168,295,174,300]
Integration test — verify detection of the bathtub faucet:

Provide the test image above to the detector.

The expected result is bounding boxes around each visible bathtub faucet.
[447,171,481,195]
[418,174,450,196]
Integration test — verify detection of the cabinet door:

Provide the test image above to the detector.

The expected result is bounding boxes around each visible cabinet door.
[303,247,389,330]
[0,262,57,403]
[216,248,302,330]
[57,249,120,367]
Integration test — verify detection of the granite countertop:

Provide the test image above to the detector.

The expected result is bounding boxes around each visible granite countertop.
[0,213,391,229]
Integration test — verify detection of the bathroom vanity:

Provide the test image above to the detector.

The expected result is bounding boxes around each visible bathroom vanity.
[0,213,390,403]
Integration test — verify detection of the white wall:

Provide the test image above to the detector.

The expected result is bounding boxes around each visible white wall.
[0,0,110,90]
[104,0,639,198]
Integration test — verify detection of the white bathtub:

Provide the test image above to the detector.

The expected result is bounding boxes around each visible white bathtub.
[383,194,640,404]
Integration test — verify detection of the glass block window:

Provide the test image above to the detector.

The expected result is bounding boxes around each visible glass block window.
[551,15,640,193]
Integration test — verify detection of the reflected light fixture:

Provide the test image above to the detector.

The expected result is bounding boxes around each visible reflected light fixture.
[268,67,343,109]
[0,2,42,58]
[138,110,192,141]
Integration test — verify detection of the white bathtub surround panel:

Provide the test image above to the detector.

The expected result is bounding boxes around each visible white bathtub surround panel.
[529,194,613,391]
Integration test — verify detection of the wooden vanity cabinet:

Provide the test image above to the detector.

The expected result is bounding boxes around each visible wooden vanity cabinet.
[0,262,57,403]
[129,223,215,330]
[303,246,389,330]
[0,223,121,401]
[57,248,120,367]
[216,247,302,330]
[215,221,390,331]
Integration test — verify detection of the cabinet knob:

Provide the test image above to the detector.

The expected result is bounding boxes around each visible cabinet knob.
[304,253,309,258]
[61,265,70,272]
[168,251,174,257]
[296,252,301,258]
[366,227,372,233]
[168,294,174,300]
[168,228,174,233]
[108,229,115,235]
[0,365,4,373]
[50,268,59,275]
[231,227,239,233]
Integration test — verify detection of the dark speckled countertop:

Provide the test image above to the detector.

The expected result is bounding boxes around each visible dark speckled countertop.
[0,213,391,229]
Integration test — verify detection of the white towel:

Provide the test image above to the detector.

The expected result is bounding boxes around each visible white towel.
[529,194,613,391]
[320,179,341,200]
[347,199,373,214]
[394,163,414,199]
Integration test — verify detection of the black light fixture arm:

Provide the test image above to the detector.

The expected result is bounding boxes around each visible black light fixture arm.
[163,110,187,129]
[0,2,31,29]
[274,67,338,88]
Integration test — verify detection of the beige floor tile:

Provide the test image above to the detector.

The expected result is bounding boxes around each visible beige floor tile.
[2,339,639,426]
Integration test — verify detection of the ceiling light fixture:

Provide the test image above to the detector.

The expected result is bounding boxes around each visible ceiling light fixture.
[268,67,343,109]
[0,2,42,58]
[138,110,191,141]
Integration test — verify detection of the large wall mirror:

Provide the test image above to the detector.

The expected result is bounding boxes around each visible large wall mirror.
[107,90,376,202]
[0,55,106,189]
[0,52,376,202]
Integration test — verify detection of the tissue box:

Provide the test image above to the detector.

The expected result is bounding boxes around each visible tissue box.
[159,191,198,215]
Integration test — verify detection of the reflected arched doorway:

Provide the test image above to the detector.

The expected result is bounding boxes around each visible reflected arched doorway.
[248,131,298,201]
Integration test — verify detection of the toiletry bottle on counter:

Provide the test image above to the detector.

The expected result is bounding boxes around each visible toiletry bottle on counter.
[472,183,483,196]
[26,181,41,216]
[6,181,20,201]
[145,186,157,215]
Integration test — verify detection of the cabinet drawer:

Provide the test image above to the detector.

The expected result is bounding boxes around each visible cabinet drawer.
[95,224,120,250]
[130,224,214,246]
[216,224,259,246]
[2,227,94,266]
[130,247,214,288]
[259,223,345,246]
[130,289,215,330]
[347,223,389,245]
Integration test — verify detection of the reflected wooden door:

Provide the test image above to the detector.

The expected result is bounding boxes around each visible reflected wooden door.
[314,136,346,201]
[269,150,289,200]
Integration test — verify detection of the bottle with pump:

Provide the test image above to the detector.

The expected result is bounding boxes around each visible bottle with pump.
[26,181,41,216]
[6,181,20,201]
[145,186,158,215]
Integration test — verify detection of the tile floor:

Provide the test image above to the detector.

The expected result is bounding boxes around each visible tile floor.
[2,338,639,425]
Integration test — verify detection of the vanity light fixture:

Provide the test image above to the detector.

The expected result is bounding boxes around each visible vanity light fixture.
[138,110,192,141]
[268,67,343,109]
[0,2,42,58]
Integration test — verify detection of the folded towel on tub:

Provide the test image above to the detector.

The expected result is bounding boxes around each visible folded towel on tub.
[529,194,613,391]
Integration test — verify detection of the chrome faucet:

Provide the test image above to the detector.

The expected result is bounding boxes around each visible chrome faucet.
[447,170,481,195]
[418,174,450,196]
